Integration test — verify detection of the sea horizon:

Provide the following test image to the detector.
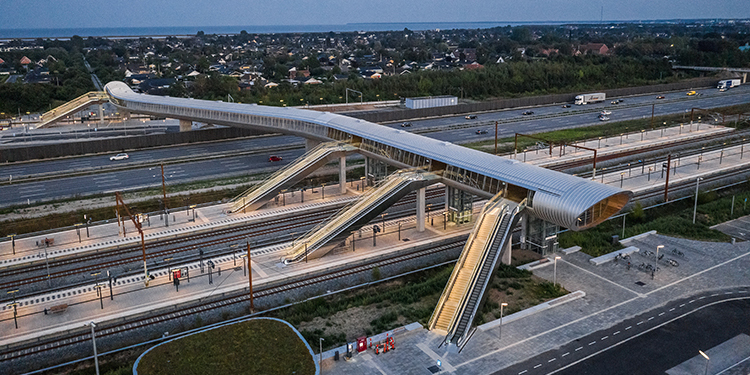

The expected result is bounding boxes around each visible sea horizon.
[0,19,718,40]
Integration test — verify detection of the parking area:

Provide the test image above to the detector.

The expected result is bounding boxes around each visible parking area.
[712,215,750,241]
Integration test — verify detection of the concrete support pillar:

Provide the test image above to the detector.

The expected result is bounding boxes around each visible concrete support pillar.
[339,155,346,194]
[417,187,426,232]
[744,73,748,84]
[500,236,512,265]
[305,138,320,151]
[364,156,370,187]
[519,213,528,250]
[97,104,104,124]
[179,119,192,132]
[444,185,450,211]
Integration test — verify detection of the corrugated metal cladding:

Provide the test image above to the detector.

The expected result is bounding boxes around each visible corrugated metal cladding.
[105,82,632,230]
[405,96,458,109]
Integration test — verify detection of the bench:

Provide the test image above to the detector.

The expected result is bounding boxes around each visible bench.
[48,304,68,314]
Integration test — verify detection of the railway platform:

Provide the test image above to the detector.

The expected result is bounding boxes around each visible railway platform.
[0,184,474,350]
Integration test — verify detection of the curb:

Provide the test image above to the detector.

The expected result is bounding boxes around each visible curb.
[478,290,587,331]
[132,317,319,375]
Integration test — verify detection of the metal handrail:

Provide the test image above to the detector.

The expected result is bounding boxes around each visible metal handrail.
[284,168,426,261]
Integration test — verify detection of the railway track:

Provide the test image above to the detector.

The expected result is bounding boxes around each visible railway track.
[547,129,750,171]
[0,188,447,292]
[0,237,465,363]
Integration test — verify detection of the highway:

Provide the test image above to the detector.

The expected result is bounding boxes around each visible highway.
[0,85,747,207]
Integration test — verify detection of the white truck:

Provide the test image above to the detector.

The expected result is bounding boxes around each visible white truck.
[574,93,606,105]
[717,79,741,90]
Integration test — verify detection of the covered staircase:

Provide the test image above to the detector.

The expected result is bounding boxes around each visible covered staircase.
[37,91,109,128]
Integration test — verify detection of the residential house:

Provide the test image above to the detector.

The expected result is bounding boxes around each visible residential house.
[579,43,609,55]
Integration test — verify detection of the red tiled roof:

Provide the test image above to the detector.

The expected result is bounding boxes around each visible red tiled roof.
[20,56,31,65]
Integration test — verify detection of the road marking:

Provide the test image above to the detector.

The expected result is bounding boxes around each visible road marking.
[647,316,654,321]
[555,258,642,296]
[575,347,583,351]
[601,336,608,340]
[669,308,675,311]
[679,304,685,307]
[725,291,734,294]
[625,326,632,330]
[613,331,620,335]
[637,321,644,325]
[588,341,596,346]
[534,364,542,369]
[689,299,695,303]
[544,294,750,375]
[518,371,527,375]
[561,352,569,357]
[658,312,665,316]
[548,358,556,363]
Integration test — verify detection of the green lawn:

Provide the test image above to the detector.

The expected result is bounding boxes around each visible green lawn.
[136,318,315,375]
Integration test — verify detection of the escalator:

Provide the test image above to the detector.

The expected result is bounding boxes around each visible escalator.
[428,195,525,352]
[230,141,356,213]
[284,169,439,263]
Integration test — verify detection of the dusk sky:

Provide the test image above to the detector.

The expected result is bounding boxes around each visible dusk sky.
[0,0,747,30]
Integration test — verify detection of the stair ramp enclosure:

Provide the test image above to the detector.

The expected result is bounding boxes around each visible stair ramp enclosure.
[37,91,109,128]
[283,169,439,263]
[230,141,357,213]
[428,194,526,352]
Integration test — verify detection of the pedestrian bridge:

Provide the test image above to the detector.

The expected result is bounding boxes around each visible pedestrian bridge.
[103,81,631,232]
[104,80,632,349]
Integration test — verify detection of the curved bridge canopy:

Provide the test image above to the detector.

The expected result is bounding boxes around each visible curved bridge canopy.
[104,81,631,230]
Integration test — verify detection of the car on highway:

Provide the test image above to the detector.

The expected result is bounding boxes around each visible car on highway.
[687,90,697,96]
[465,115,478,120]
[656,95,665,99]
[600,110,612,116]
[475,129,488,134]
[400,122,412,127]
[522,111,534,115]
[599,115,610,121]
[268,155,283,162]
[610,100,619,105]
[561,104,571,108]
[110,153,129,161]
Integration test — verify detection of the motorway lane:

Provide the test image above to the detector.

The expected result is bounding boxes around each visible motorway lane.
[0,147,306,207]
[1,86,748,207]
[0,134,303,179]
[412,86,750,143]
[499,289,750,375]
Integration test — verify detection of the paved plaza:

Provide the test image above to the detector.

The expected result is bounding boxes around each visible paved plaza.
[321,231,750,375]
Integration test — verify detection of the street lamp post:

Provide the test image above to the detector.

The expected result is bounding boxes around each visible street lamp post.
[499,302,508,339]
[164,257,173,281]
[655,245,664,273]
[693,177,703,224]
[553,256,561,286]
[6,234,16,255]
[381,212,388,233]
[319,338,325,366]
[699,350,709,375]
[7,289,19,329]
[91,272,103,309]
[90,322,100,375]
[107,270,115,301]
